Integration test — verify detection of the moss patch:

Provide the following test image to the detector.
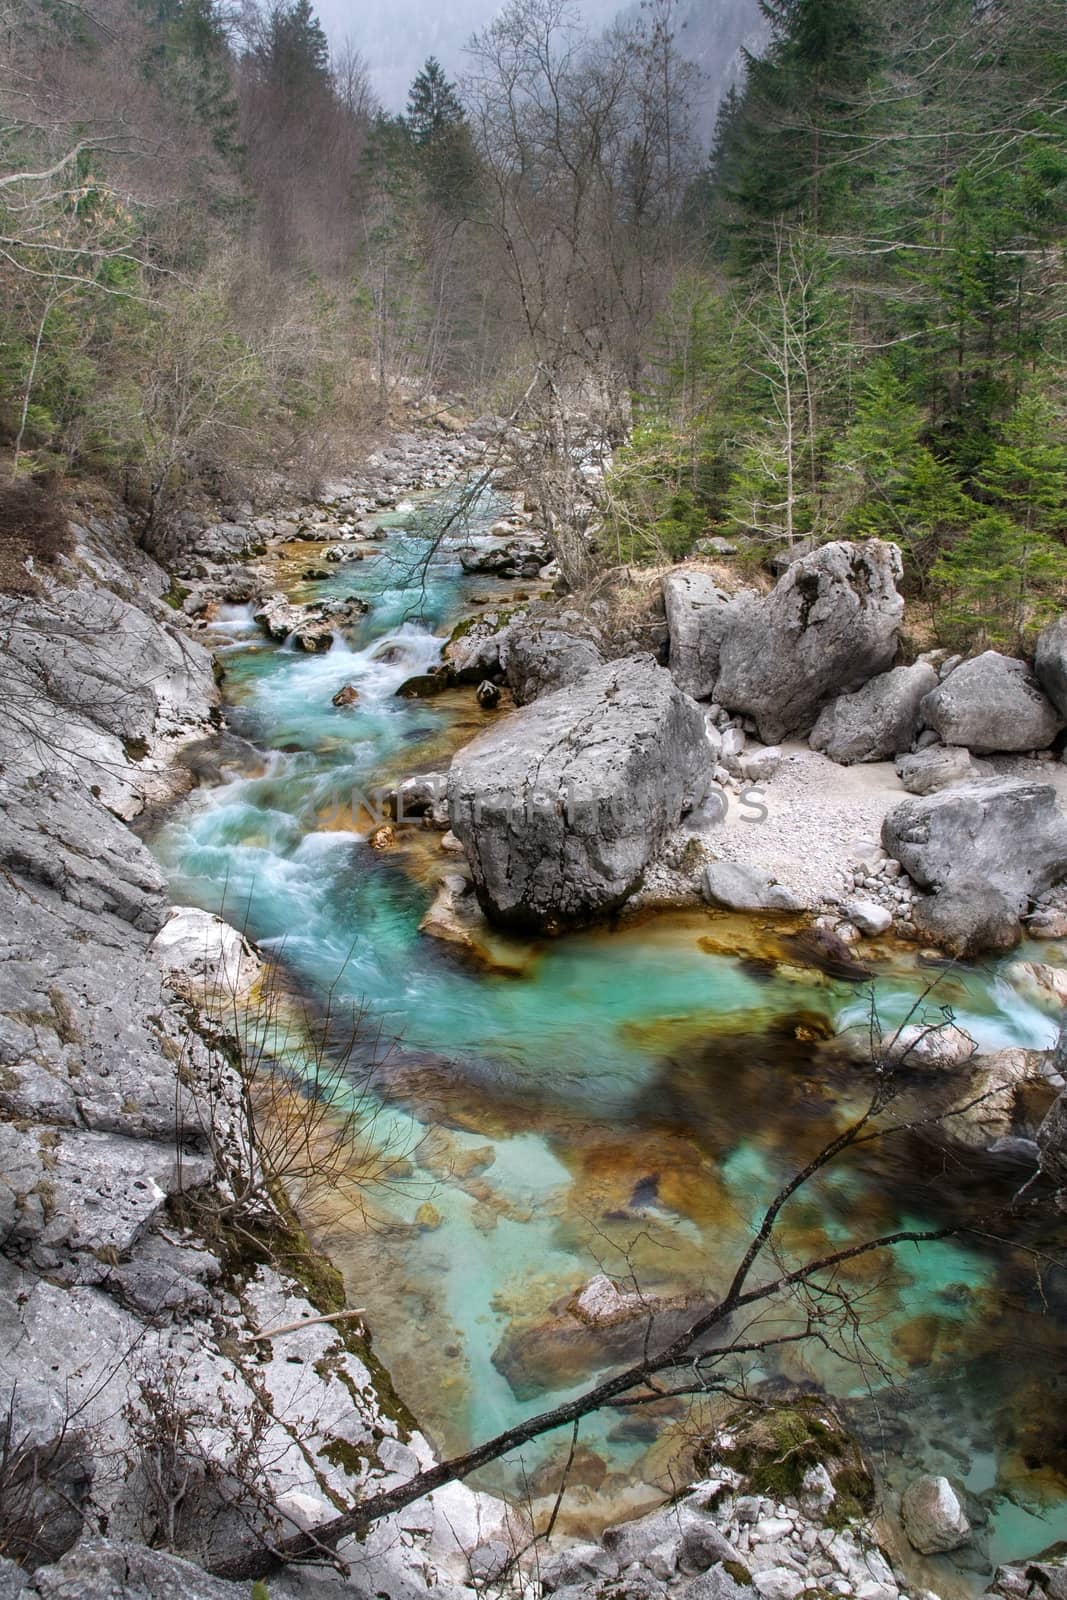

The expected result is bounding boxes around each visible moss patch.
[708,1397,874,1526]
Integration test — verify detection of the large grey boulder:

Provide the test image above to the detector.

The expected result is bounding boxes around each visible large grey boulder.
[662,571,737,701]
[894,745,979,795]
[448,658,713,932]
[882,778,1067,955]
[29,1541,252,1598]
[499,610,604,705]
[1035,615,1067,718]
[714,541,904,743]
[809,662,937,764]
[900,1474,971,1555]
[920,651,1063,753]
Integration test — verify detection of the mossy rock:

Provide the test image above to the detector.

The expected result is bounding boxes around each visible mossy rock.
[707,1397,874,1520]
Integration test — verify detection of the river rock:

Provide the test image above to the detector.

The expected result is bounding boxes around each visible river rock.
[945,1049,1038,1149]
[703,860,806,913]
[492,1279,715,1401]
[919,651,1063,752]
[894,745,979,795]
[882,1021,978,1071]
[444,607,525,682]
[459,538,549,578]
[499,610,604,704]
[662,570,738,701]
[900,1474,971,1554]
[882,778,1067,955]
[809,662,937,764]
[714,541,904,743]
[842,898,893,936]
[1035,615,1067,718]
[447,657,713,932]
[332,683,360,706]
[150,908,262,1011]
[992,1556,1067,1600]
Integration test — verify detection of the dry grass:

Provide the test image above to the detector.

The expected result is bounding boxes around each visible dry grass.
[0,476,71,596]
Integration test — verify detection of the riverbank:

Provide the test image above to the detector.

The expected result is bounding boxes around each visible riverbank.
[4,426,1067,1600]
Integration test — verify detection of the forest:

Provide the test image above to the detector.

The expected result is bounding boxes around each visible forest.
[2,0,1066,646]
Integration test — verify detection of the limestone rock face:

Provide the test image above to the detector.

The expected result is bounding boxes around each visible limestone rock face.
[448,657,713,932]
[662,570,738,701]
[882,777,1067,954]
[499,610,604,704]
[1035,614,1067,718]
[809,662,937,764]
[894,745,979,795]
[900,1474,971,1554]
[714,541,904,743]
[920,651,1063,753]
[150,907,262,1012]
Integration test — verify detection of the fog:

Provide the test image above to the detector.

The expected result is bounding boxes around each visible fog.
[315,0,625,111]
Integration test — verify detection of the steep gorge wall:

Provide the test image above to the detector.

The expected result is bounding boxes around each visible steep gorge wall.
[0,501,506,1596]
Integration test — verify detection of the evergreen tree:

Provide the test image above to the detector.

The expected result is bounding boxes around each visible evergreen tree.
[932,397,1067,647]
[402,58,479,215]
[405,58,465,147]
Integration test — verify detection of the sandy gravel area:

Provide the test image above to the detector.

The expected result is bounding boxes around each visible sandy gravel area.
[704,742,1067,907]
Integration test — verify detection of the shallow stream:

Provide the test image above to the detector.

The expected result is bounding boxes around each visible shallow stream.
[149,487,1067,1590]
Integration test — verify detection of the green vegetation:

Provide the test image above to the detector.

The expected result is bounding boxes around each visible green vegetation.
[613,0,1067,648]
[709,1397,876,1527]
[3,0,1064,644]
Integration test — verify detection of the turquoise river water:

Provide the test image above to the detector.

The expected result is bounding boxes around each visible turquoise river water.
[148,487,1067,1590]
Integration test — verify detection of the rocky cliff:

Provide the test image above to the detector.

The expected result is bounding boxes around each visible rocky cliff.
[0,499,510,1596]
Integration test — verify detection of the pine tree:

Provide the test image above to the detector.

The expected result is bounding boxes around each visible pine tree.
[932,397,1067,647]
[405,58,465,147]
[402,58,479,215]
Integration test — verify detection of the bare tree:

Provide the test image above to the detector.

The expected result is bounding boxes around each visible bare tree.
[205,994,1058,1582]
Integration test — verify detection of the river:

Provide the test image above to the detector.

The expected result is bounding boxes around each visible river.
[148,484,1067,1590]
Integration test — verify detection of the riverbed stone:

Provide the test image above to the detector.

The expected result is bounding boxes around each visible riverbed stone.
[882,778,1067,954]
[920,651,1063,753]
[447,657,713,932]
[809,662,937,764]
[900,1474,971,1554]
[713,540,904,743]
[894,745,979,795]
[703,861,806,913]
[662,570,738,701]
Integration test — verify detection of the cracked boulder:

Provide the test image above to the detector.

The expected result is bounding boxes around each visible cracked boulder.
[448,657,713,932]
[714,541,904,744]
[662,570,739,701]
[809,661,937,765]
[883,777,1067,955]
[920,651,1062,753]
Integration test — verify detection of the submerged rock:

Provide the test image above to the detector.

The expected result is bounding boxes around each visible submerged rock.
[809,661,937,765]
[448,657,713,933]
[714,540,904,744]
[920,650,1063,753]
[493,1278,716,1401]
[883,778,1067,955]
